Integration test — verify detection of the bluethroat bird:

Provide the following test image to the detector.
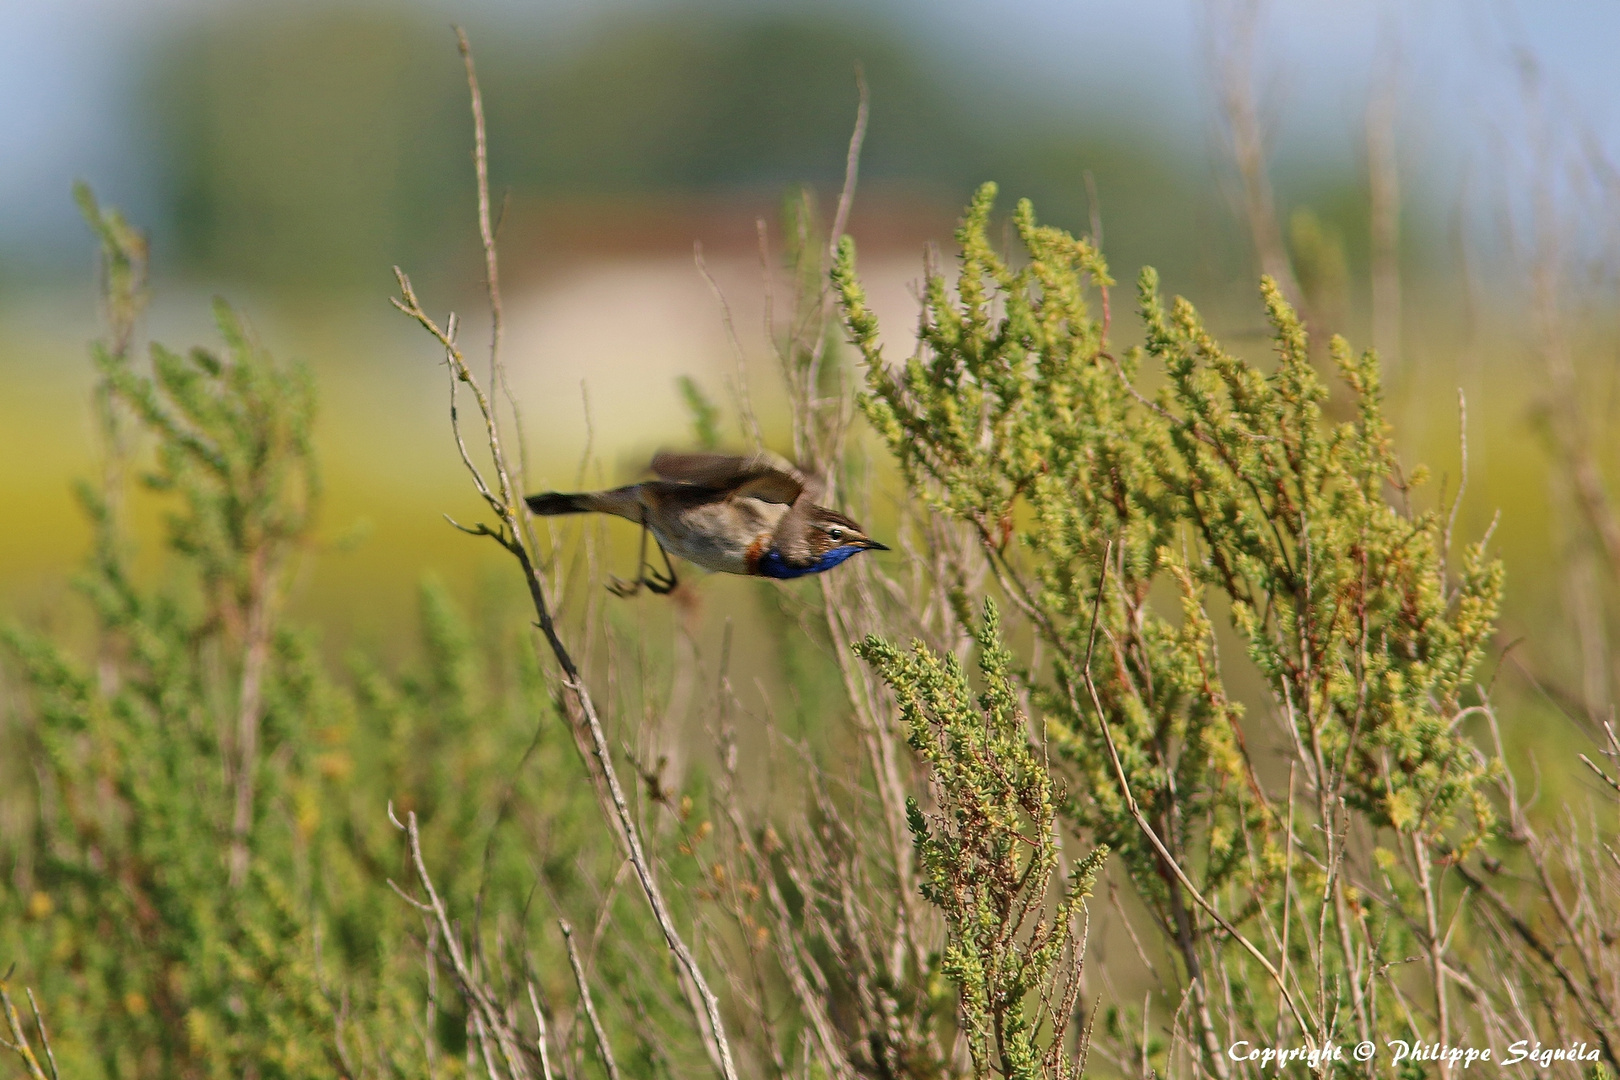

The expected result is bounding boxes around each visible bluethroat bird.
[525,451,888,595]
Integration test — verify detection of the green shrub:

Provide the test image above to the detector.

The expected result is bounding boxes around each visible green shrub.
[837,183,1516,1071]
[4,106,1616,1080]
[858,602,1106,1080]
[0,190,681,1080]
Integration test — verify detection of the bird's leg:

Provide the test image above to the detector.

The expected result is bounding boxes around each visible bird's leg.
[607,517,654,597]
[607,514,679,596]
[645,537,679,595]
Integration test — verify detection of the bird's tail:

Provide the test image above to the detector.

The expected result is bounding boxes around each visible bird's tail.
[525,492,594,516]
[526,486,645,521]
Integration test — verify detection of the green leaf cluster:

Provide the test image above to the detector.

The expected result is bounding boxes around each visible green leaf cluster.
[858,602,1105,1080]
[836,183,1506,1062]
[0,194,694,1080]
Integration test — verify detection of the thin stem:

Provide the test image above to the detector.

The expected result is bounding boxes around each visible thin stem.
[23,992,57,1080]
[528,982,558,1080]
[1210,0,1303,310]
[456,26,536,551]
[1076,545,1321,1065]
[827,64,868,262]
[388,806,533,1078]
[0,984,49,1080]
[805,66,871,447]
[562,920,623,1080]
[1366,31,1402,367]
[393,191,741,1080]
[228,556,274,888]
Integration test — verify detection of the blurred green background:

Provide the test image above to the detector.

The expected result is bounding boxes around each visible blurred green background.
[3,0,1619,762]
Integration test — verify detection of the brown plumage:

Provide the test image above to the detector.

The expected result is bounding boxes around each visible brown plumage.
[526,451,888,594]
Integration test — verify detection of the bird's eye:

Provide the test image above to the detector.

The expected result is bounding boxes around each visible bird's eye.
[827,526,844,541]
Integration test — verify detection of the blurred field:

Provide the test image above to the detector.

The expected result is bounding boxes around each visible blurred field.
[3,246,1608,770]
[4,9,1620,1073]
[2,0,1618,799]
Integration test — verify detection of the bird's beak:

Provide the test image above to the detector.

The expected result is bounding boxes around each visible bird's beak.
[862,539,890,552]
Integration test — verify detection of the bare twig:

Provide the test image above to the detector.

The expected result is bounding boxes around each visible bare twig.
[805,66,871,449]
[695,242,763,449]
[1208,0,1302,309]
[474,1012,506,1080]
[456,28,503,384]
[527,981,558,1080]
[455,27,527,477]
[1075,544,1322,1067]
[827,64,869,262]
[228,578,273,888]
[1579,753,1620,794]
[561,920,622,1080]
[1083,169,1104,251]
[426,922,442,1080]
[456,27,539,566]
[23,992,57,1080]
[392,34,741,1080]
[388,804,535,1079]
[1367,26,1402,366]
[0,981,51,1080]
[1441,390,1469,592]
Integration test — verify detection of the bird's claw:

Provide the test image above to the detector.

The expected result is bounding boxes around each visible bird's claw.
[608,520,679,597]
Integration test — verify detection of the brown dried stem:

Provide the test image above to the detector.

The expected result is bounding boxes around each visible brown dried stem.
[561,920,622,1080]
[1076,546,1321,1072]
[1366,64,1402,366]
[0,980,58,1080]
[391,30,740,1080]
[1209,0,1302,310]
[388,805,536,1080]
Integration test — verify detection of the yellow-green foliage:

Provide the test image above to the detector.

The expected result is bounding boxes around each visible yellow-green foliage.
[858,602,1106,1080]
[0,173,1563,1079]
[836,183,1507,1061]
[0,193,696,1080]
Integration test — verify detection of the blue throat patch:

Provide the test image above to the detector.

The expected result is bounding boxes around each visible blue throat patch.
[756,545,863,580]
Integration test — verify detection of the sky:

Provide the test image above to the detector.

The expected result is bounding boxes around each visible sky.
[1,0,1618,263]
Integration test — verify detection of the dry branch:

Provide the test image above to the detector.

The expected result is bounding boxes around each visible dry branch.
[391,28,741,1080]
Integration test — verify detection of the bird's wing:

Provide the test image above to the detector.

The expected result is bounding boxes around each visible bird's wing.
[650,451,807,504]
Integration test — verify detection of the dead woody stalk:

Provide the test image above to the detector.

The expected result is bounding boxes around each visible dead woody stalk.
[0,977,60,1080]
[388,805,543,1080]
[389,28,740,1080]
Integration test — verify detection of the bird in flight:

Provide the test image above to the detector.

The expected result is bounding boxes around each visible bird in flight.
[526,451,888,595]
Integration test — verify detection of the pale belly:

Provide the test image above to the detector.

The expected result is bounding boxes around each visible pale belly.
[647,496,784,575]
